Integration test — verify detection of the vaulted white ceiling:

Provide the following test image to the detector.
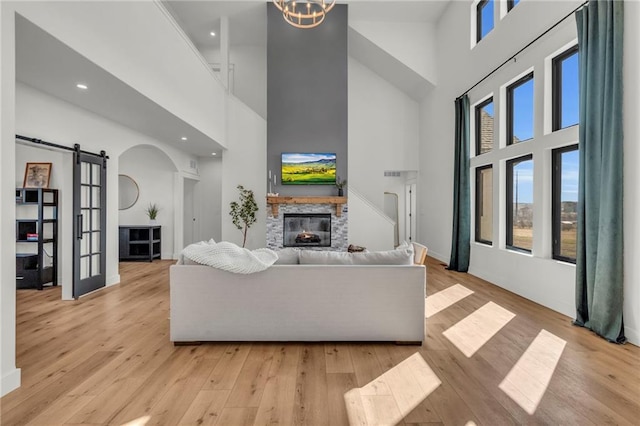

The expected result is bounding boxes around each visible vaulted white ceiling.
[165,1,450,103]
[165,1,450,49]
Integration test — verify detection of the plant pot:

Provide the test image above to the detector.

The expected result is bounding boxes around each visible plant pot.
[149,219,157,225]
[338,188,344,197]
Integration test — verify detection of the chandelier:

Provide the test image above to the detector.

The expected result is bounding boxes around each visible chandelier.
[272,0,336,29]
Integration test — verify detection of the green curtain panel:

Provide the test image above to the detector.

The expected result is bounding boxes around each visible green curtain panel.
[574,0,625,343]
[448,95,470,272]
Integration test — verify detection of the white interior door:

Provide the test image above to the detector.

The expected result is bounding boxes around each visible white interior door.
[405,183,417,242]
[183,179,197,246]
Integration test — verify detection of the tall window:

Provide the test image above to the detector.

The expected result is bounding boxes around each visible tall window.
[507,0,520,12]
[475,98,494,155]
[506,155,533,252]
[507,72,534,145]
[477,0,495,42]
[552,145,579,262]
[552,46,579,131]
[475,165,493,244]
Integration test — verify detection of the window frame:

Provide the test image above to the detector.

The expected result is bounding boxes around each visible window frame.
[506,71,534,146]
[475,97,494,156]
[506,154,533,253]
[552,45,579,132]
[552,144,579,263]
[475,164,493,245]
[476,0,490,42]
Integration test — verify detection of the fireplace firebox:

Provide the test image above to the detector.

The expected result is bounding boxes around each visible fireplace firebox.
[283,213,331,247]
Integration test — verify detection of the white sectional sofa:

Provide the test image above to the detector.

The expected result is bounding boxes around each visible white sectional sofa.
[169,262,426,344]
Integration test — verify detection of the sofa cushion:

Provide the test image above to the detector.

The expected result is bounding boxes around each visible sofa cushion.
[298,248,413,265]
[299,250,353,265]
[275,248,300,265]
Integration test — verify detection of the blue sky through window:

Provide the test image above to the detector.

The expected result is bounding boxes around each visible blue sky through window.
[480,0,494,39]
[561,53,579,128]
[512,78,534,141]
[561,150,579,202]
[484,102,494,117]
[513,158,533,204]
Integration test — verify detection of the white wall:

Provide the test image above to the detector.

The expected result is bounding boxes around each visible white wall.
[200,45,267,119]
[196,157,223,243]
[228,45,266,119]
[420,0,639,344]
[623,0,640,344]
[348,188,396,252]
[221,96,267,249]
[349,20,437,85]
[9,1,227,146]
[118,145,178,259]
[1,1,20,396]
[348,57,420,210]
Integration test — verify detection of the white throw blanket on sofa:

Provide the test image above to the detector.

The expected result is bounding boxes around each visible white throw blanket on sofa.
[181,241,278,274]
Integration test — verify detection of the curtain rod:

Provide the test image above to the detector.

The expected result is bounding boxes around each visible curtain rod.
[457,0,589,100]
[16,134,109,159]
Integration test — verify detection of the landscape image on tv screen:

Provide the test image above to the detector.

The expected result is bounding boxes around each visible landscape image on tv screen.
[281,153,336,185]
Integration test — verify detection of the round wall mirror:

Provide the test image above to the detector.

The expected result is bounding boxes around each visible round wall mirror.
[118,174,139,210]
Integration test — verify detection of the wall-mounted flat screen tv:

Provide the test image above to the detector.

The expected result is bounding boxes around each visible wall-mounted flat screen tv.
[281,153,336,185]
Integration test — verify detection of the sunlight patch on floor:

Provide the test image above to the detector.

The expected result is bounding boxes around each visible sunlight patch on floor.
[442,301,515,357]
[499,329,566,415]
[425,284,474,318]
[119,415,151,426]
[344,353,441,426]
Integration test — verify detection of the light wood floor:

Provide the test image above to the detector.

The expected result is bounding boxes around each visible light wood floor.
[1,258,639,425]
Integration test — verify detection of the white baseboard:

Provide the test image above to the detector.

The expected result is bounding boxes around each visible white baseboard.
[625,325,639,347]
[427,249,448,264]
[162,252,174,260]
[1,368,21,397]
[107,274,121,287]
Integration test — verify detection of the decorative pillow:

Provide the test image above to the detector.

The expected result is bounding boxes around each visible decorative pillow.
[298,248,413,265]
[275,248,300,265]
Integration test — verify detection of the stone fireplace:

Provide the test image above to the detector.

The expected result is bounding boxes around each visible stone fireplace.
[266,197,348,251]
[283,214,331,248]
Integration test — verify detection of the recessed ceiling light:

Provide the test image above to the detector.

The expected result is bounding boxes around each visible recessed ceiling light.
[76,83,88,90]
[212,152,217,156]
[181,136,188,141]
[210,31,216,37]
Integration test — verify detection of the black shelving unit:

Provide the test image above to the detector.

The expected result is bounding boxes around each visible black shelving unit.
[15,188,58,290]
[119,226,161,262]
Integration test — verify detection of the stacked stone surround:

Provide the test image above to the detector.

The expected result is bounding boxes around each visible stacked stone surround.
[266,203,348,251]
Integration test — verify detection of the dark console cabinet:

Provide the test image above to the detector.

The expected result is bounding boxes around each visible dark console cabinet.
[119,226,161,262]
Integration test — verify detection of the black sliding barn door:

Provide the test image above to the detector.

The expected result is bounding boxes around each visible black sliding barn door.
[73,146,107,299]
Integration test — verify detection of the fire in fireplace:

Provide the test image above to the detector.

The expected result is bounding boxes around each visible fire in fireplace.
[283,213,331,247]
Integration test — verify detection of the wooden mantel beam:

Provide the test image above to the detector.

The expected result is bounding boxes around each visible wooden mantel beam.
[266,196,347,217]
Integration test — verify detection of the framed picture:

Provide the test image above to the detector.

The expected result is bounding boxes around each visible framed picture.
[23,162,52,188]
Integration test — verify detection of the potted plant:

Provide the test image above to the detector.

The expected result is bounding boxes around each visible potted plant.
[229,185,258,248]
[335,176,347,197]
[145,203,159,225]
